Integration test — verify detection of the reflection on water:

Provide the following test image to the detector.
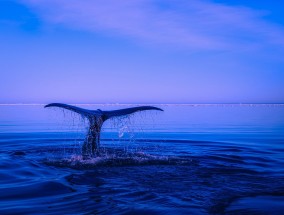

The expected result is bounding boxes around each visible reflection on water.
[0,104,284,214]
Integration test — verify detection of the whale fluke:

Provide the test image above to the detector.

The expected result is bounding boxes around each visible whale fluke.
[45,103,163,156]
[44,103,100,118]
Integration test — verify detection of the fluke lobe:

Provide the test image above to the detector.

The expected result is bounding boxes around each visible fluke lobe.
[45,103,163,157]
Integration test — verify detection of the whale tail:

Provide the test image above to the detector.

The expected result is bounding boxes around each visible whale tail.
[45,103,163,156]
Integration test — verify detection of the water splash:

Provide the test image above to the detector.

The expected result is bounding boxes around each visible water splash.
[44,149,194,169]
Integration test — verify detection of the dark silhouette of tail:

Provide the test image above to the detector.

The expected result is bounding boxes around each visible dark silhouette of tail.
[45,103,163,156]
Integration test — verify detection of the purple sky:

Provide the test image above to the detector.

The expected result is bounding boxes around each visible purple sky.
[1,0,284,103]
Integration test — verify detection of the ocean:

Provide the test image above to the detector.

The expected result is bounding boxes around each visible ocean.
[0,104,283,214]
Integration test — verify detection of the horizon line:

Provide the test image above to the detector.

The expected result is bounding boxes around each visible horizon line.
[0,103,284,106]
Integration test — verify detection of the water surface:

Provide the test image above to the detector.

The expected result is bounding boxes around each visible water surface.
[0,104,284,214]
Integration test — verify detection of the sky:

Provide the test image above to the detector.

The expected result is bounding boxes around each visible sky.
[0,0,284,104]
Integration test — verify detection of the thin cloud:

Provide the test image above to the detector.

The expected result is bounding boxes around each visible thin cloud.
[22,0,284,50]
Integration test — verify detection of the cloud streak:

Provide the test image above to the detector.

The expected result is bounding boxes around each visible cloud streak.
[22,0,284,50]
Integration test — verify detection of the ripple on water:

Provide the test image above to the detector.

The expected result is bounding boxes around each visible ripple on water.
[225,195,284,215]
[0,181,74,201]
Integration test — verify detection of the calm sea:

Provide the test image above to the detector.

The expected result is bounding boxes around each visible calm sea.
[0,104,284,214]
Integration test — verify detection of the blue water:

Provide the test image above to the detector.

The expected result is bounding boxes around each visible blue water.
[0,104,284,214]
